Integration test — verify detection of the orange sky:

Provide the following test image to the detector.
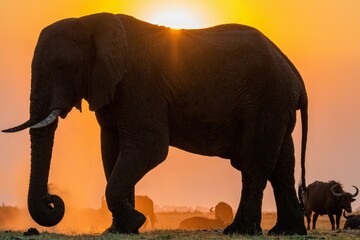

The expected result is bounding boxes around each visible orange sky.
[1,0,360,215]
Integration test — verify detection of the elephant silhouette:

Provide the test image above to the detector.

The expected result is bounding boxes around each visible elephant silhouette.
[3,12,308,235]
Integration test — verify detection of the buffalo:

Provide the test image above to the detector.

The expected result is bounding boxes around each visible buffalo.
[299,180,358,230]
[210,202,234,226]
[179,216,224,230]
[343,212,360,229]
[179,202,234,230]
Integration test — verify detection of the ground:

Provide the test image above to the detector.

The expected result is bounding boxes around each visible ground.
[1,210,360,239]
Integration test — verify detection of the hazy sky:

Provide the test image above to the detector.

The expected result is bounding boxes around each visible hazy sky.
[0,0,359,213]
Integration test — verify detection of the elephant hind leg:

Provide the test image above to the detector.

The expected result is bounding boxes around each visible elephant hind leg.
[226,112,290,235]
[268,134,306,235]
[224,171,267,235]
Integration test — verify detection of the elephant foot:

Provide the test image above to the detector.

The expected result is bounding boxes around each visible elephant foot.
[104,210,146,234]
[268,223,307,236]
[223,221,262,235]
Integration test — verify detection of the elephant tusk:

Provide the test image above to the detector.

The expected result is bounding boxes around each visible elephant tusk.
[2,120,32,133]
[30,109,62,129]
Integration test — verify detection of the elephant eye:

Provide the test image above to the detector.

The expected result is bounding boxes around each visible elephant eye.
[53,57,79,69]
[47,203,55,210]
[49,45,84,70]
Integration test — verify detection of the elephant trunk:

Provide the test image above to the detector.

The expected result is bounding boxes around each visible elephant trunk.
[27,120,65,227]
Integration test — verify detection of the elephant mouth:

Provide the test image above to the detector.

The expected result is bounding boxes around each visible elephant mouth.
[2,109,63,133]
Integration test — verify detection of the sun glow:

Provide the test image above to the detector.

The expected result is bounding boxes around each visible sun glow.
[145,6,204,29]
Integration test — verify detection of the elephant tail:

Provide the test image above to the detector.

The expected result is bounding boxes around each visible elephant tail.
[298,93,308,216]
[300,99,308,191]
[298,181,306,216]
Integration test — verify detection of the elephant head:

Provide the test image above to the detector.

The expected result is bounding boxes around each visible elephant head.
[2,13,127,227]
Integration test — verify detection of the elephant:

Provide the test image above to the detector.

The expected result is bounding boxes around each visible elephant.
[2,13,308,235]
[210,202,234,225]
[135,195,157,229]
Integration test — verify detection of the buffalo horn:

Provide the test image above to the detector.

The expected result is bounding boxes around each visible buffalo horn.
[331,184,343,197]
[351,185,359,197]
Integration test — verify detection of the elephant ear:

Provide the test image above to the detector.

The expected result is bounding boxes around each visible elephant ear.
[80,13,127,111]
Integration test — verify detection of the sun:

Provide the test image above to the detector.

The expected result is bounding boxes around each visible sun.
[145,5,204,29]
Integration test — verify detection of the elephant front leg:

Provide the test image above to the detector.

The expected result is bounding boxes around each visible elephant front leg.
[224,172,267,235]
[97,108,137,222]
[104,153,146,234]
[104,129,168,234]
[100,129,136,210]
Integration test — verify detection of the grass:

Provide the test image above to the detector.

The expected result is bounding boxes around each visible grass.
[1,229,360,240]
[1,211,359,239]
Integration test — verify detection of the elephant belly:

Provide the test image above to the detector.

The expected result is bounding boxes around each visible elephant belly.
[168,121,238,158]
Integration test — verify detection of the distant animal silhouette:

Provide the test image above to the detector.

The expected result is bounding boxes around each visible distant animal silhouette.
[179,216,224,230]
[179,202,234,230]
[0,204,19,227]
[210,202,234,226]
[135,195,157,229]
[299,180,358,230]
[343,212,360,229]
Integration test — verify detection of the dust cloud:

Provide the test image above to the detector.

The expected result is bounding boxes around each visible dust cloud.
[0,198,226,234]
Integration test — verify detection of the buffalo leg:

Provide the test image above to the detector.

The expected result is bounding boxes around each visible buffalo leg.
[306,211,312,230]
[335,213,341,230]
[328,214,335,230]
[312,213,319,229]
